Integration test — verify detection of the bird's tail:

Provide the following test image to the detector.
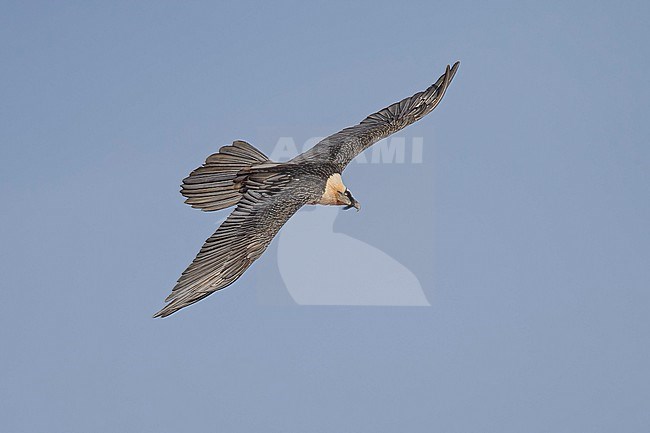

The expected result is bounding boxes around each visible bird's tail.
[181,140,269,211]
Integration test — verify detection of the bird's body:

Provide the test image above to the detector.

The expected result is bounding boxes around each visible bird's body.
[154,62,459,317]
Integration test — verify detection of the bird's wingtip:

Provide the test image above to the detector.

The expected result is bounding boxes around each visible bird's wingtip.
[448,61,460,81]
[152,308,168,319]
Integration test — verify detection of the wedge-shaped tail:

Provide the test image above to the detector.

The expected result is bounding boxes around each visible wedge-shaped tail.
[181,140,269,211]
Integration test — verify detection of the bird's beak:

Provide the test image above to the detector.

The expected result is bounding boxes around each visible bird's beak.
[344,197,361,212]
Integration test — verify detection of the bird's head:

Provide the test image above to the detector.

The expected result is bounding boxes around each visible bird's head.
[319,173,361,211]
[338,189,360,211]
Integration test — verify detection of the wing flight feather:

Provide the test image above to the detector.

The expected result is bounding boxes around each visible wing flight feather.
[296,61,459,169]
[154,181,307,317]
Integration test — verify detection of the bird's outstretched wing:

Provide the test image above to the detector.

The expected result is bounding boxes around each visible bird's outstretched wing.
[154,181,308,317]
[295,61,459,169]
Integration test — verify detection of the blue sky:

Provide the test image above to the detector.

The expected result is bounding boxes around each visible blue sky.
[1,1,649,432]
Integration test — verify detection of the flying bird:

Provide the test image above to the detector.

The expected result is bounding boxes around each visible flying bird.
[154,61,460,317]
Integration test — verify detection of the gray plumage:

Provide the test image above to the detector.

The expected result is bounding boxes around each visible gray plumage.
[154,61,459,317]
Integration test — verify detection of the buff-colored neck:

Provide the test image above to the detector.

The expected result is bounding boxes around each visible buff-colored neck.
[317,173,346,205]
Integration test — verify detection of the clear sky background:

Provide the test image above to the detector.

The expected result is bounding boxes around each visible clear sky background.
[1,1,649,432]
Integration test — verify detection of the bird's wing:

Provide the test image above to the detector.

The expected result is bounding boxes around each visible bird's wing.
[154,178,308,317]
[296,61,459,169]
